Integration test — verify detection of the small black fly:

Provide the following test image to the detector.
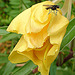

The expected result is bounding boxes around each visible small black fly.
[43,5,59,15]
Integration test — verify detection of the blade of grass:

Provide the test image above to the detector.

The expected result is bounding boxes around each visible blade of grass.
[13,60,37,75]
[60,18,75,50]
[3,61,16,75]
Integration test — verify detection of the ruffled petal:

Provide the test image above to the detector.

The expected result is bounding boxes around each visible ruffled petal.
[47,45,59,56]
[30,1,53,33]
[13,36,28,52]
[38,63,50,75]
[7,8,31,34]
[8,36,30,63]
[8,51,29,63]
[38,45,59,75]
[50,28,66,45]
[33,39,50,61]
[7,1,69,75]
[26,25,48,48]
[48,12,69,36]
[42,45,59,74]
[7,1,55,34]
[20,50,42,65]
[8,35,42,64]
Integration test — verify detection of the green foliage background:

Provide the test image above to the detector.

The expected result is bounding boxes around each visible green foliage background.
[0,0,75,75]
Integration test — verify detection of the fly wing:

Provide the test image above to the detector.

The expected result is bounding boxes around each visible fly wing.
[46,7,52,10]
[43,5,53,7]
[43,5,53,10]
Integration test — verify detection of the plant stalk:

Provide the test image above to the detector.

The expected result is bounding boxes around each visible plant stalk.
[67,0,72,20]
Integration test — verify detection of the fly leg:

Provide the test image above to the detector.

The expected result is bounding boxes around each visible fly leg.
[53,10,55,14]
[56,9,58,15]
[48,9,51,15]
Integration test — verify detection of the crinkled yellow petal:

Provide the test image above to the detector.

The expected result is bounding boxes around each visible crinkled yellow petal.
[44,43,52,60]
[7,1,69,75]
[7,8,31,34]
[9,35,42,64]
[50,28,66,45]
[42,45,59,73]
[33,39,50,61]
[31,40,52,75]
[30,1,53,33]
[34,50,45,61]
[13,36,28,52]
[26,25,48,48]
[23,34,35,48]
[47,45,59,56]
[48,12,69,36]
[20,50,42,65]
[8,36,30,63]
[38,45,59,75]
[18,38,49,65]
[7,1,55,34]
[8,51,29,63]
[38,62,49,75]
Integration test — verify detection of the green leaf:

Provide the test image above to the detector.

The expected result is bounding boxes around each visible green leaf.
[13,60,37,75]
[56,67,73,75]
[0,26,8,29]
[0,64,6,75]
[50,61,57,75]
[41,0,47,2]
[65,18,75,35]
[9,0,20,5]
[12,67,21,74]
[0,56,8,63]
[36,72,41,75]
[8,0,34,18]
[3,6,11,13]
[0,29,10,35]
[3,62,16,75]
[0,53,8,56]
[0,33,21,43]
[60,18,75,50]
[9,10,20,17]
[0,1,5,7]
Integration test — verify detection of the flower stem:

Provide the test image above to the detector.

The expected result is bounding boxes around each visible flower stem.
[67,0,72,20]
[56,50,73,66]
[60,50,73,66]
[21,0,28,9]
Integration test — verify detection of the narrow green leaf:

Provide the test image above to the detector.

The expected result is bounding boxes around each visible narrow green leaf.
[0,26,8,29]
[0,1,5,7]
[50,61,57,75]
[0,53,8,56]
[0,56,8,63]
[10,40,15,52]
[56,67,72,75]
[12,67,21,74]
[0,64,6,75]
[3,62,16,75]
[0,33,21,43]
[60,18,75,50]
[13,60,37,75]
[0,29,10,35]
[65,18,75,35]
[9,0,20,5]
[36,72,41,75]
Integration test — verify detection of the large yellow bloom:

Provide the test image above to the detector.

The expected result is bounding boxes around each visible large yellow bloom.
[7,1,69,75]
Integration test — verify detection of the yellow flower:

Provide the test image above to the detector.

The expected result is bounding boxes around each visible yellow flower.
[7,1,69,75]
